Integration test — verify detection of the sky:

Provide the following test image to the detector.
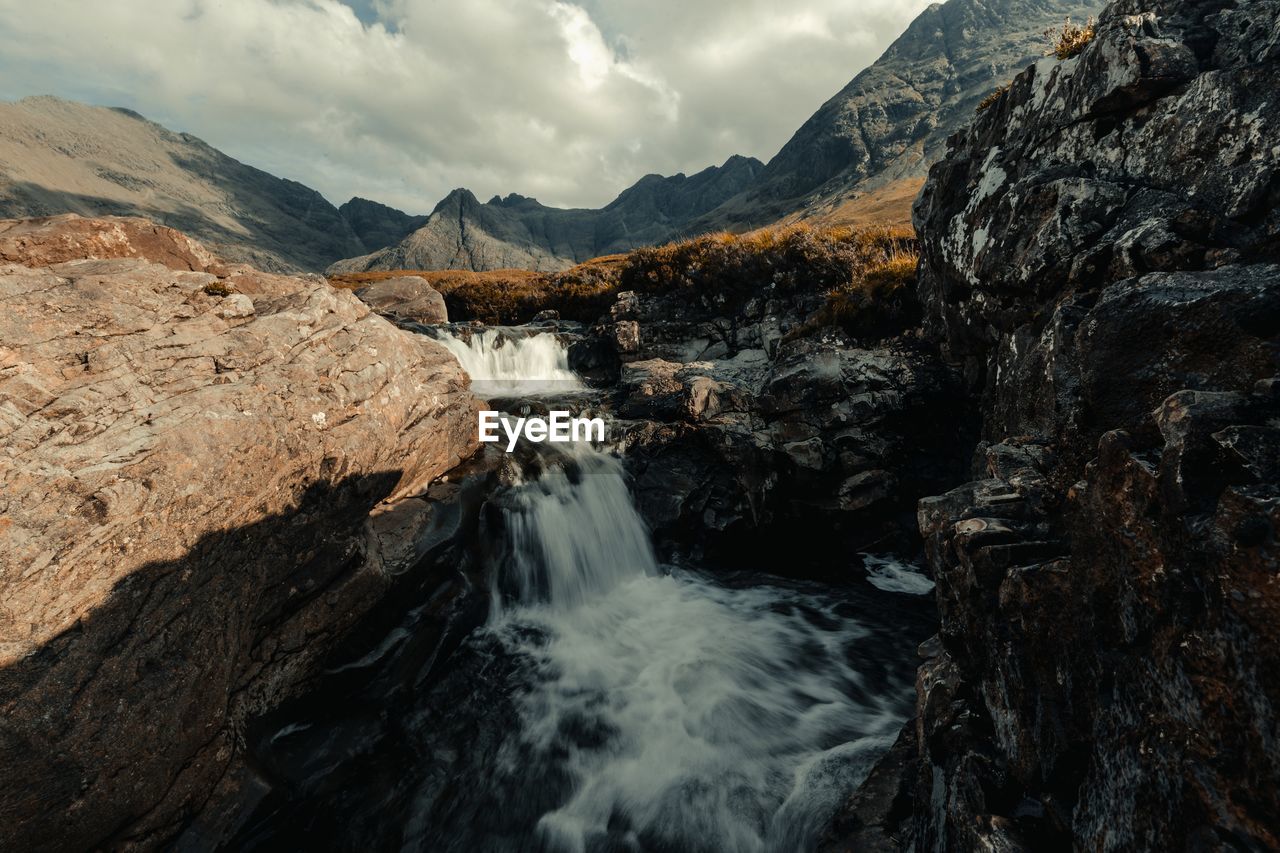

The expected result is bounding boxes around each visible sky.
[0,0,934,213]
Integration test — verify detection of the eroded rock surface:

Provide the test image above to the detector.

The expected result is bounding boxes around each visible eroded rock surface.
[891,0,1280,848]
[0,217,480,850]
[604,286,970,561]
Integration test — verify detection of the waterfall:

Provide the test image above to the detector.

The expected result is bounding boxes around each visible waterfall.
[476,432,912,851]
[434,329,583,396]
[494,445,657,616]
[234,327,928,853]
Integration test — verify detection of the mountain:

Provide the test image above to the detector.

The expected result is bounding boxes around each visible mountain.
[338,197,429,255]
[329,155,763,274]
[0,96,376,271]
[335,0,1100,273]
[696,0,1103,230]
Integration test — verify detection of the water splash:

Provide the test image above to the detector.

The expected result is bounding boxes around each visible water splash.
[478,445,913,851]
[483,569,912,852]
[435,329,583,397]
[862,553,935,595]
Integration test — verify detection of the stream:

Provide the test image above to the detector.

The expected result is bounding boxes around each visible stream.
[223,329,935,853]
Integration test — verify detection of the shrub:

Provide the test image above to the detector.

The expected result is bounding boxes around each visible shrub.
[326,223,920,336]
[786,249,921,343]
[976,82,1012,113]
[1047,16,1095,60]
[203,281,233,297]
[618,223,917,308]
[327,261,620,325]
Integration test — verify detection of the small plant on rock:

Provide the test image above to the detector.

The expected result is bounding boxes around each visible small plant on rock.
[1046,16,1095,60]
[976,82,1012,113]
[203,281,233,297]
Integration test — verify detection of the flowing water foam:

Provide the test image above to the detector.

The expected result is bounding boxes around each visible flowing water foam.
[435,328,583,396]
[473,438,913,851]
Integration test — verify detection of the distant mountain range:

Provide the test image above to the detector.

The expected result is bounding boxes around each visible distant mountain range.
[328,155,763,273]
[0,0,1098,274]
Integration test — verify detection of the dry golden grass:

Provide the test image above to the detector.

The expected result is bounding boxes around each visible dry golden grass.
[776,179,921,231]
[976,82,1012,113]
[329,259,619,325]
[328,223,920,339]
[1047,16,1095,60]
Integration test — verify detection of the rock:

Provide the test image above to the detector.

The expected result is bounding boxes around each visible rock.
[898,0,1280,848]
[0,213,218,271]
[616,333,969,559]
[0,217,481,851]
[215,293,255,319]
[818,723,918,852]
[354,276,449,325]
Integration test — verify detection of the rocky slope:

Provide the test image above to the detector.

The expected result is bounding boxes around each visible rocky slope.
[328,155,763,274]
[0,97,378,272]
[338,197,429,256]
[827,0,1278,848]
[696,0,1103,231]
[597,288,970,561]
[0,216,480,850]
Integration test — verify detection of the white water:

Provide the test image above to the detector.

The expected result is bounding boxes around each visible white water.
[863,553,936,595]
[495,445,658,617]
[435,329,584,396]
[485,440,911,851]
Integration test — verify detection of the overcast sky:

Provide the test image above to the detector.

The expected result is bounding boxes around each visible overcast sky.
[0,0,933,212]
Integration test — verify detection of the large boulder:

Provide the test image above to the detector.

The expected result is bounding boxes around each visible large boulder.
[354,275,449,325]
[0,213,219,271]
[0,218,480,850]
[616,333,969,560]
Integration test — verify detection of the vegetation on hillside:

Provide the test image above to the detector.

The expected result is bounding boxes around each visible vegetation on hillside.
[329,223,920,340]
[1047,16,1095,60]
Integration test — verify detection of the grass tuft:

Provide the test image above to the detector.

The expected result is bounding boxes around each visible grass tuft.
[976,82,1012,113]
[1046,16,1095,60]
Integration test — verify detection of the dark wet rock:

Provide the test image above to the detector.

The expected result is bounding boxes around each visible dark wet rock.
[891,0,1280,849]
[612,325,971,561]
[819,723,918,852]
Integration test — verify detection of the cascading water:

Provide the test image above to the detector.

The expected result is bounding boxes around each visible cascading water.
[226,329,932,853]
[493,445,658,616]
[434,329,583,396]
[463,439,916,851]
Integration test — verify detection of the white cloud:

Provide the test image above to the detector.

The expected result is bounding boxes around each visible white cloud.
[0,0,934,211]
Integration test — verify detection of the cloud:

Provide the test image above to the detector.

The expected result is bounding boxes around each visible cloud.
[0,0,934,211]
